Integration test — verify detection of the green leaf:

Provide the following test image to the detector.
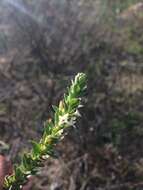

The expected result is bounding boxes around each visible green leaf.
[44,120,53,135]
[31,141,42,156]
[54,111,59,125]
[15,167,25,181]
[52,105,59,112]
[69,98,79,109]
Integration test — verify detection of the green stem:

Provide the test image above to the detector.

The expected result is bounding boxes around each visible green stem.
[4,73,87,190]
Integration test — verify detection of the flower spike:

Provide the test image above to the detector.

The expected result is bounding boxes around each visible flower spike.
[4,73,87,190]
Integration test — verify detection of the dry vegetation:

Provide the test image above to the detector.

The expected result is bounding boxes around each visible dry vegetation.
[0,0,143,189]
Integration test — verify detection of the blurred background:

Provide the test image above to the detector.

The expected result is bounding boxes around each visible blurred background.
[0,0,143,189]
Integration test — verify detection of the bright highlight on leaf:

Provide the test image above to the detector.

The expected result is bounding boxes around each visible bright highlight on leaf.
[4,73,87,190]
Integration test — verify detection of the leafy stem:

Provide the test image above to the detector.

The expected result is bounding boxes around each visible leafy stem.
[4,73,87,190]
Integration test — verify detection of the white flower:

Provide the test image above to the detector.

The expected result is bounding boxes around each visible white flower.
[42,155,49,160]
[74,110,81,117]
[58,113,76,127]
[57,129,64,136]
[58,114,69,125]
[66,118,76,127]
